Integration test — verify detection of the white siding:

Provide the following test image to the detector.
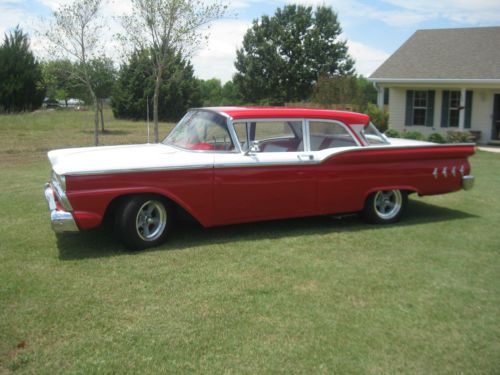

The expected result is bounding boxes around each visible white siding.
[388,88,406,131]
[471,90,496,143]
[387,86,499,143]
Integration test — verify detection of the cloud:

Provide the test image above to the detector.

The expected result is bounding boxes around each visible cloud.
[191,19,251,82]
[346,40,390,77]
[0,4,26,36]
[286,0,500,26]
[380,0,500,24]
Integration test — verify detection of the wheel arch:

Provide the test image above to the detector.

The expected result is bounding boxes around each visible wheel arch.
[103,189,205,227]
[362,185,419,203]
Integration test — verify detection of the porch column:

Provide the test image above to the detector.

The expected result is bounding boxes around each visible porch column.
[377,86,384,109]
[458,87,466,131]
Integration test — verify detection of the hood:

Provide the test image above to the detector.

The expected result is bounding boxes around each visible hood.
[48,143,214,175]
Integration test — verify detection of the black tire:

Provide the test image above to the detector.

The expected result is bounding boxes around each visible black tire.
[362,189,407,224]
[114,195,173,250]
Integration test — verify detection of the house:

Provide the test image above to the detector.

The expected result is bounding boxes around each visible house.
[369,27,500,144]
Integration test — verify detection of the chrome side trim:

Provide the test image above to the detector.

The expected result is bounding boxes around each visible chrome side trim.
[214,159,321,169]
[462,175,475,191]
[65,164,215,176]
[44,184,79,233]
[64,143,475,176]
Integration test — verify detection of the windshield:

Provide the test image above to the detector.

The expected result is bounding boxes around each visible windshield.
[163,110,235,151]
[360,122,389,145]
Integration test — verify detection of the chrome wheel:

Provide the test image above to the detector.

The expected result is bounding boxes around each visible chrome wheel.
[373,190,403,220]
[135,200,167,241]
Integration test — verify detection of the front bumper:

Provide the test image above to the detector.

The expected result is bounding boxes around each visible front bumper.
[462,175,475,191]
[44,183,79,233]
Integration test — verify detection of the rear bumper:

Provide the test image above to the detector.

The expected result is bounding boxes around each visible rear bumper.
[44,183,79,233]
[462,175,475,191]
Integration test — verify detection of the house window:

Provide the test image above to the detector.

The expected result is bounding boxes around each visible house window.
[413,91,428,125]
[441,90,473,129]
[405,90,435,127]
[448,91,460,128]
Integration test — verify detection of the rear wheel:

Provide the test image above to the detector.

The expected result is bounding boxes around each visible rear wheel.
[115,195,173,250]
[363,189,407,224]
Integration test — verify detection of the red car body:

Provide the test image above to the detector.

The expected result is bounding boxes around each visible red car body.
[44,107,475,249]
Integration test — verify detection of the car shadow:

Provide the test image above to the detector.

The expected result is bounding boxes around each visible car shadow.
[57,200,477,260]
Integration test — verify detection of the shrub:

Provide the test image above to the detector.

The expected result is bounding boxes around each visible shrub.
[446,131,474,143]
[401,130,425,140]
[384,129,400,138]
[427,133,446,144]
[365,103,389,132]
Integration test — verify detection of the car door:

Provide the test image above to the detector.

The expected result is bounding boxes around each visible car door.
[213,119,317,225]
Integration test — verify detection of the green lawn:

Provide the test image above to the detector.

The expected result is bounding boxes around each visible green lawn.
[1,110,499,374]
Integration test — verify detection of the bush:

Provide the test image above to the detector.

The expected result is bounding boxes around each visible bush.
[401,130,425,140]
[446,131,474,143]
[427,133,446,144]
[365,103,389,132]
[384,129,400,138]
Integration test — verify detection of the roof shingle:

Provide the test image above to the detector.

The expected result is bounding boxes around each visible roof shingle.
[370,27,500,80]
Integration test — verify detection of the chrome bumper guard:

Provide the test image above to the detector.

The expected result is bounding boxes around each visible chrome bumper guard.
[462,175,475,191]
[44,183,79,233]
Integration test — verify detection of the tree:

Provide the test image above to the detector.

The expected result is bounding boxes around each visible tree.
[311,75,377,111]
[198,78,223,106]
[88,58,116,131]
[0,26,44,112]
[121,0,226,142]
[197,78,241,106]
[234,5,354,104]
[111,48,201,123]
[312,74,358,108]
[43,0,106,146]
[42,59,82,107]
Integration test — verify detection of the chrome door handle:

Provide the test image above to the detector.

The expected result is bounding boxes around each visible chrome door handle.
[298,154,314,161]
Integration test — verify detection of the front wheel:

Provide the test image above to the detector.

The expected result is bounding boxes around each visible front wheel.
[115,195,173,250]
[362,189,407,224]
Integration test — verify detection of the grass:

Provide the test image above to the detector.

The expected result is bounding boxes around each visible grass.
[1,109,499,374]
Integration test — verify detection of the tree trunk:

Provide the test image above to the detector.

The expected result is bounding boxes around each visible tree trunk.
[94,102,99,146]
[100,99,105,133]
[153,68,163,143]
[90,91,99,146]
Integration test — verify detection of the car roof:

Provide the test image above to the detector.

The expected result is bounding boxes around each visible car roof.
[200,106,370,126]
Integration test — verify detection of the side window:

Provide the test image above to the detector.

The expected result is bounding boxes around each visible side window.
[308,121,357,150]
[233,121,304,152]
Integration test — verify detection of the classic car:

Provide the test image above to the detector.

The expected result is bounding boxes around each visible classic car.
[44,107,475,250]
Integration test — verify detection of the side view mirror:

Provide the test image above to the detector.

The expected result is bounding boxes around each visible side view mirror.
[244,140,260,155]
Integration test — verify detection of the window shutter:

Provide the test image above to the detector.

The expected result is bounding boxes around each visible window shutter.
[426,90,435,127]
[465,91,473,129]
[405,90,414,126]
[441,90,450,127]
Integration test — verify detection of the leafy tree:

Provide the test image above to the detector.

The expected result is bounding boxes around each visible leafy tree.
[0,26,44,112]
[355,76,377,110]
[121,0,226,142]
[42,59,82,106]
[111,49,201,123]
[312,75,377,111]
[43,0,106,146]
[221,80,240,105]
[198,78,223,106]
[234,5,354,104]
[197,78,242,106]
[87,58,116,131]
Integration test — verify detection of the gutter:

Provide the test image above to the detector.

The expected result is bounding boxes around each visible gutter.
[368,78,500,85]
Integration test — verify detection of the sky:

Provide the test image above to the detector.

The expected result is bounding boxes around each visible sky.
[1,0,500,82]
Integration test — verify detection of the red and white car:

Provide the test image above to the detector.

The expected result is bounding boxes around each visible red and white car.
[44,107,475,249]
